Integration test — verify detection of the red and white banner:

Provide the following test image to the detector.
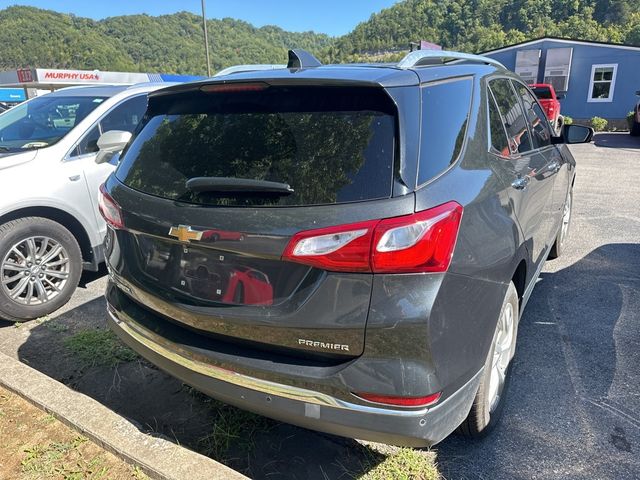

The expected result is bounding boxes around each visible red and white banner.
[35,69,151,84]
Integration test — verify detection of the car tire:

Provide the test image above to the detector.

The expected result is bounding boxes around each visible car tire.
[548,188,573,260]
[458,281,519,438]
[0,217,82,322]
[631,121,640,137]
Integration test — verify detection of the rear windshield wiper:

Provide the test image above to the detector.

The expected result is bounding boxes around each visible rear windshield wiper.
[185,177,294,195]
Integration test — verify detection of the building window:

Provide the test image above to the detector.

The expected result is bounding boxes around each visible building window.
[588,64,618,103]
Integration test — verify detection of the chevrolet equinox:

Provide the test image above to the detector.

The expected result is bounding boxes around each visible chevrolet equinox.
[100,50,593,446]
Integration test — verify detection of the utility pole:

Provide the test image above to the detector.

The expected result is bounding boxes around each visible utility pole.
[201,0,212,76]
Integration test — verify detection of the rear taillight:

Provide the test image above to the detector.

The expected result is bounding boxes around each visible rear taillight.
[282,220,378,272]
[281,201,462,273]
[372,202,463,273]
[353,391,442,407]
[98,184,124,229]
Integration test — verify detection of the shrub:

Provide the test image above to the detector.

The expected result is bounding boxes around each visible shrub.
[563,115,573,125]
[591,116,608,132]
[627,111,635,130]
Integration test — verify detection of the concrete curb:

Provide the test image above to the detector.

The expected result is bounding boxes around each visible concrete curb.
[0,351,247,480]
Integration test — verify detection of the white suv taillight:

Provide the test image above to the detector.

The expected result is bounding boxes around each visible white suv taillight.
[282,202,463,273]
[98,184,124,229]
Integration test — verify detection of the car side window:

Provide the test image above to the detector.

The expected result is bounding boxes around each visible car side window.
[418,77,473,185]
[512,81,551,150]
[488,79,532,155]
[488,89,510,156]
[70,95,147,158]
[75,124,101,156]
[100,95,147,134]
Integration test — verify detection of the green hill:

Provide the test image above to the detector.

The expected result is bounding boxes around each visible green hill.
[0,6,332,74]
[98,13,333,74]
[331,0,640,61]
[0,2,638,74]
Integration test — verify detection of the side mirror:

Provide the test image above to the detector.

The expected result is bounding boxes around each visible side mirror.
[556,93,566,100]
[95,130,132,164]
[562,124,594,144]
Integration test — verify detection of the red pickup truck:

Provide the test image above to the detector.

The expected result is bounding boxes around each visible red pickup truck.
[530,83,562,130]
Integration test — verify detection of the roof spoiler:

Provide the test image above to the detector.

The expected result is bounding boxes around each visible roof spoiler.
[287,49,322,69]
[398,50,505,69]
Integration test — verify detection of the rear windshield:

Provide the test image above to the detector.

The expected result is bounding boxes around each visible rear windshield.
[116,85,396,207]
[531,86,552,99]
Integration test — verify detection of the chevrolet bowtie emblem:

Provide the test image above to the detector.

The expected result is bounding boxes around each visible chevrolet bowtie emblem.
[168,225,204,242]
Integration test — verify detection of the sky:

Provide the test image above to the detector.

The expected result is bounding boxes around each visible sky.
[0,0,400,36]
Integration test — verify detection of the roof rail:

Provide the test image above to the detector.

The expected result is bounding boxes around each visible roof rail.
[397,50,505,70]
[287,49,322,69]
[213,64,286,77]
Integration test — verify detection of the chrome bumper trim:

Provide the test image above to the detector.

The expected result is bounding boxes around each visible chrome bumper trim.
[107,305,431,417]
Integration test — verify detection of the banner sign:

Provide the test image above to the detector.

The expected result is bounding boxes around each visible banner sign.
[35,69,152,84]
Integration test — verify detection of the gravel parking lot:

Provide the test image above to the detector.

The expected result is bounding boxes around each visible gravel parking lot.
[0,132,638,479]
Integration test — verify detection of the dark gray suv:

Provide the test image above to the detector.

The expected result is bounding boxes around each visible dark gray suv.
[100,50,593,447]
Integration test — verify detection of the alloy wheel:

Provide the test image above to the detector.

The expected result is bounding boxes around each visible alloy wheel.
[487,301,515,412]
[1,236,71,306]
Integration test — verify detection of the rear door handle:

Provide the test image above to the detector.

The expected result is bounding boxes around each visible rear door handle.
[511,176,530,190]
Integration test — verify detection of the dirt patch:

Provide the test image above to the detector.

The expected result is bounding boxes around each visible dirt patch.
[0,385,146,479]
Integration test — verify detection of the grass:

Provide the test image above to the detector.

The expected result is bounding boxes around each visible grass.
[45,320,70,333]
[20,435,143,480]
[21,436,111,479]
[187,385,274,461]
[198,402,275,462]
[358,448,440,480]
[1,386,147,479]
[39,413,57,425]
[132,466,149,479]
[64,329,138,368]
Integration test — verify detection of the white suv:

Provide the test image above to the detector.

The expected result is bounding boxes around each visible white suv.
[0,83,168,321]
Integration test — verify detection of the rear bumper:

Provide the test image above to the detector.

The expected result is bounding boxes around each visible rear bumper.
[107,289,482,447]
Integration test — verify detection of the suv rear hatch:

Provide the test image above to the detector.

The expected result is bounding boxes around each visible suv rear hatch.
[106,81,413,358]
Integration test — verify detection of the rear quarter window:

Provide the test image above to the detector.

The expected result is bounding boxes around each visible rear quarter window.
[418,77,473,185]
[489,78,533,155]
[488,89,510,156]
